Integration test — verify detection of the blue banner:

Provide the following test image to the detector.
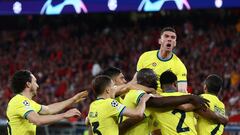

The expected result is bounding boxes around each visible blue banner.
[0,0,239,15]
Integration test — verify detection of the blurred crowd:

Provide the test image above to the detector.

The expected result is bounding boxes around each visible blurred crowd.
[0,11,239,123]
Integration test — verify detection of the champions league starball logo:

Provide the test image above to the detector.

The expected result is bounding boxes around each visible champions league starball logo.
[40,0,88,15]
[138,0,191,11]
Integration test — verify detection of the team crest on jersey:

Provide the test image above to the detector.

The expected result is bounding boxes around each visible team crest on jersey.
[23,100,30,106]
[111,100,118,107]
[152,62,157,67]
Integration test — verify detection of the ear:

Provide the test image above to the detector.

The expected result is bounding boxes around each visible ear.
[173,82,177,88]
[158,38,162,45]
[173,40,176,47]
[26,82,31,88]
[203,84,207,93]
[106,87,110,94]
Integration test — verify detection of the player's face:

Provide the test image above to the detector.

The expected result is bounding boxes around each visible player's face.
[159,31,176,52]
[114,73,127,85]
[30,74,39,96]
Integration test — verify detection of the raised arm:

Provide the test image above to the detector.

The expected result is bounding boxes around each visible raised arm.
[27,108,81,126]
[115,83,155,97]
[39,91,88,115]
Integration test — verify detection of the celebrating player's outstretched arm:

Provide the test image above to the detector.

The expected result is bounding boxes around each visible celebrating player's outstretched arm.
[39,90,88,115]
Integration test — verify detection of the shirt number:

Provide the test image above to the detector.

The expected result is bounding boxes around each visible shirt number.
[92,122,102,135]
[172,109,190,133]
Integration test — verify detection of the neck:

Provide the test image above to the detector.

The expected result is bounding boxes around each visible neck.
[159,49,172,59]
[20,90,33,99]
[97,94,110,99]
[163,86,177,92]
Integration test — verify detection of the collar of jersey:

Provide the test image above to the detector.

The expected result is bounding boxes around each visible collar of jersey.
[163,89,177,93]
[96,97,105,100]
[157,50,173,62]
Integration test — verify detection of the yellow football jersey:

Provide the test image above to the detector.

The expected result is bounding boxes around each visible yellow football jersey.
[137,50,187,93]
[115,96,124,104]
[122,90,152,135]
[197,94,225,135]
[6,94,42,135]
[152,92,197,135]
[88,98,126,135]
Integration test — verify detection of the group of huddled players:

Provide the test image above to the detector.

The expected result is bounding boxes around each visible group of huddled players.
[86,27,227,135]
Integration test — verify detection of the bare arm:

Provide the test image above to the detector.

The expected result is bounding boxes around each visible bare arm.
[27,108,81,126]
[146,94,209,110]
[122,94,150,118]
[195,109,228,125]
[176,102,228,125]
[40,91,88,114]
[114,83,155,97]
[119,94,150,134]
[177,103,195,112]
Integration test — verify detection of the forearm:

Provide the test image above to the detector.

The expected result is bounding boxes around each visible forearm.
[47,98,75,114]
[195,109,228,125]
[129,83,155,93]
[177,103,195,112]
[29,113,65,126]
[115,85,129,97]
[135,100,146,116]
[146,95,192,108]
[123,100,146,118]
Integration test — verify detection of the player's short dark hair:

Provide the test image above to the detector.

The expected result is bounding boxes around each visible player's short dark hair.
[205,74,223,95]
[137,68,158,90]
[11,70,32,94]
[101,67,121,79]
[92,75,112,96]
[160,70,177,88]
[160,27,176,36]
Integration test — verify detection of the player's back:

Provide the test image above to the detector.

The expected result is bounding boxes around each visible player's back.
[152,92,197,135]
[88,98,125,135]
[197,94,225,135]
[6,94,41,135]
[122,90,152,135]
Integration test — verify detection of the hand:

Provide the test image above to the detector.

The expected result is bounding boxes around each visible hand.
[72,90,88,104]
[190,95,209,110]
[63,108,81,118]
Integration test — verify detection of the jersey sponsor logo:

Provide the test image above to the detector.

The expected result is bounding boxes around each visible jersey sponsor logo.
[23,100,30,106]
[111,100,118,107]
[152,62,157,67]
[182,73,187,76]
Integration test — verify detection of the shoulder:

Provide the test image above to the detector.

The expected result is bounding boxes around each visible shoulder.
[172,53,184,63]
[140,50,158,58]
[8,95,26,105]
[127,90,145,97]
